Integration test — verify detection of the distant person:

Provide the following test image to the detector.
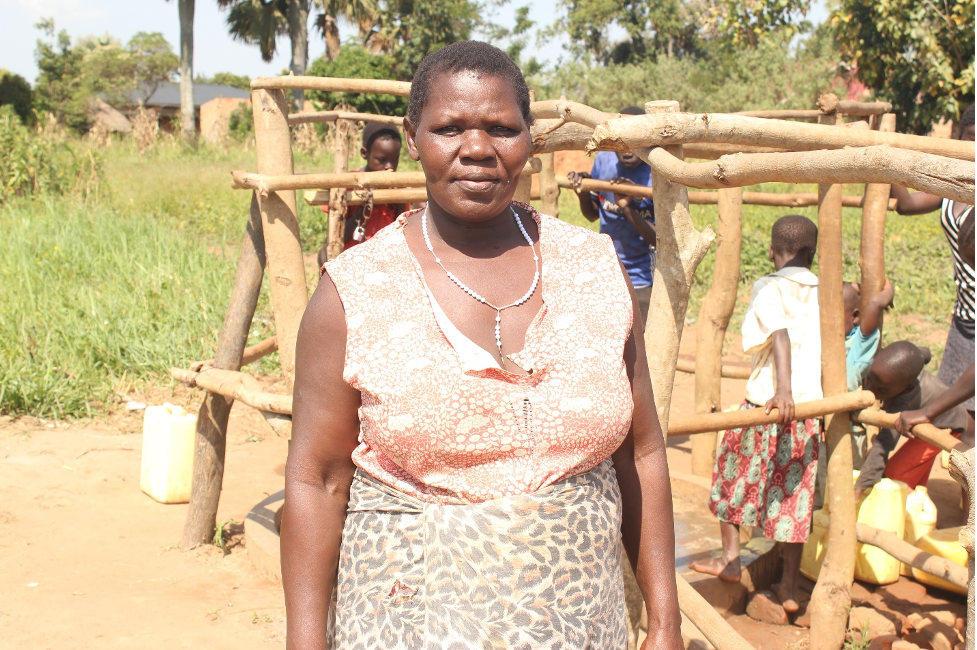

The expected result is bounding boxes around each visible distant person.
[855,342,969,500]
[887,104,975,448]
[567,106,656,322]
[691,215,822,615]
[843,278,894,465]
[896,212,976,436]
[316,122,407,267]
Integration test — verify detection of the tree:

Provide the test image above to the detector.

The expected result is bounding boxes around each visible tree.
[831,0,975,134]
[218,0,308,110]
[33,19,90,131]
[374,0,479,75]
[0,70,34,125]
[176,0,197,145]
[307,45,406,113]
[313,0,380,60]
[195,71,252,90]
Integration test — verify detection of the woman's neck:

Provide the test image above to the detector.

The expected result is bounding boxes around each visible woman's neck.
[424,198,521,251]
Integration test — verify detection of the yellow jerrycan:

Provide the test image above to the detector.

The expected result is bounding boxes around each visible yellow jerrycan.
[854,478,906,584]
[140,403,197,504]
[912,527,968,595]
[801,470,860,581]
[902,486,937,576]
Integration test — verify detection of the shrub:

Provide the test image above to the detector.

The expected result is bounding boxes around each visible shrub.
[227,102,254,142]
[0,70,34,124]
[307,47,408,116]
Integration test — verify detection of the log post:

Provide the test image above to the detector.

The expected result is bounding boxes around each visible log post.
[948,448,974,650]
[324,118,351,263]
[859,114,897,316]
[513,90,536,204]
[181,193,266,549]
[691,187,743,478]
[809,112,857,650]
[641,100,716,432]
[539,151,560,216]
[251,88,309,387]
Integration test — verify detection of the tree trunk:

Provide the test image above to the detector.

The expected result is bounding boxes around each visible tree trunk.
[181,194,265,549]
[809,113,857,650]
[322,14,341,60]
[691,187,743,478]
[250,88,309,388]
[859,114,896,317]
[947,449,974,650]
[538,152,559,217]
[324,118,351,263]
[178,0,196,145]
[287,0,310,112]
[640,101,715,434]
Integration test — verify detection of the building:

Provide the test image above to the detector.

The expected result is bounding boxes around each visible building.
[131,82,251,135]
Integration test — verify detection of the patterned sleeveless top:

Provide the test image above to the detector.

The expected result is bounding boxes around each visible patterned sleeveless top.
[324,203,635,504]
[941,199,975,322]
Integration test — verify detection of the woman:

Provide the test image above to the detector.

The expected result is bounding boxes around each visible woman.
[888,104,975,444]
[283,41,682,650]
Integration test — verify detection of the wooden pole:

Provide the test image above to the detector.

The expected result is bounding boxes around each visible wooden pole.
[675,573,755,650]
[859,114,897,316]
[513,91,535,204]
[251,75,411,96]
[691,187,743,478]
[250,88,309,388]
[947,449,974,650]
[636,146,975,203]
[538,152,559,216]
[181,193,266,549]
[190,335,278,371]
[852,408,969,453]
[855,523,969,590]
[325,118,351,262]
[640,100,716,434]
[287,110,403,126]
[588,112,975,161]
[809,112,857,650]
[669,390,876,437]
[675,356,751,380]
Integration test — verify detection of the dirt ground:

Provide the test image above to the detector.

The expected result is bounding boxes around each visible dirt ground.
[0,325,967,649]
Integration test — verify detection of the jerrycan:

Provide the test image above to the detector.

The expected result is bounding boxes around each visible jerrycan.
[902,486,937,576]
[140,403,197,504]
[854,478,905,584]
[912,527,967,595]
[801,470,861,581]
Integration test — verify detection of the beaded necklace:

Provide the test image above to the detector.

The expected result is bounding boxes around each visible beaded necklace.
[422,206,540,365]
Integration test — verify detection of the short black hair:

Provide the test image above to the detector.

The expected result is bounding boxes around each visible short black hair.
[958,104,975,139]
[960,210,974,267]
[408,41,533,128]
[362,122,401,153]
[771,215,818,258]
[872,341,925,386]
[619,106,644,115]
[843,282,860,312]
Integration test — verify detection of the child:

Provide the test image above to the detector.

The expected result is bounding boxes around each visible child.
[316,123,406,267]
[843,278,894,466]
[855,342,969,500]
[690,215,822,614]
[567,106,656,323]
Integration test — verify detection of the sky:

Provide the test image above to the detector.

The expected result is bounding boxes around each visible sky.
[0,0,827,84]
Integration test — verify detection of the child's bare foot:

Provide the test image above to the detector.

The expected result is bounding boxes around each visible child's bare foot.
[689,556,741,583]
[772,582,800,613]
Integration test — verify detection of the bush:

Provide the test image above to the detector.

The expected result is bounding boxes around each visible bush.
[0,70,34,124]
[0,105,103,204]
[307,47,408,116]
[227,102,254,142]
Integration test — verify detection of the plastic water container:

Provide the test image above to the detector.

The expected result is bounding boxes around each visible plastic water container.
[854,478,906,584]
[912,527,968,595]
[902,486,937,576]
[801,471,861,581]
[140,403,197,504]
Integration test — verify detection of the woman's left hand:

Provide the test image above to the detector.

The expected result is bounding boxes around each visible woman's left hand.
[640,623,684,650]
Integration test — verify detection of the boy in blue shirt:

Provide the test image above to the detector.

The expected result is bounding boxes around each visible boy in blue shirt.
[567,106,656,323]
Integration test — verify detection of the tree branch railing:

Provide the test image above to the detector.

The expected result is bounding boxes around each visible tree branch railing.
[287,110,403,126]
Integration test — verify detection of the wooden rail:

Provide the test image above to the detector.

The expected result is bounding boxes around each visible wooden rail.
[852,408,968,454]
[287,110,403,126]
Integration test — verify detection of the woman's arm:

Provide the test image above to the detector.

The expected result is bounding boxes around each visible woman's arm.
[613,273,683,650]
[889,185,943,215]
[282,273,362,650]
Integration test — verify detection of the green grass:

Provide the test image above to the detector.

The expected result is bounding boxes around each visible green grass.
[0,135,959,419]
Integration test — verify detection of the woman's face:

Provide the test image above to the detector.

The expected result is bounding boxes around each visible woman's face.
[404,71,531,222]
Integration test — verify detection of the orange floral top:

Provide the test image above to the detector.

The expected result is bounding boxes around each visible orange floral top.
[323,203,635,504]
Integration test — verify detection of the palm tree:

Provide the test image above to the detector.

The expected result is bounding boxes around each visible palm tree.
[217,0,308,110]
[313,0,380,60]
[166,0,197,145]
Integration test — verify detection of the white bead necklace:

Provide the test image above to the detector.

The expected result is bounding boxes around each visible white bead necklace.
[422,206,540,365]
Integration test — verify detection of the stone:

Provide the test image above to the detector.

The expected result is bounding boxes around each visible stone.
[892,641,924,650]
[792,600,811,628]
[876,579,927,608]
[901,632,934,650]
[848,606,902,645]
[745,590,788,626]
[867,634,901,650]
[916,620,961,650]
[925,611,958,628]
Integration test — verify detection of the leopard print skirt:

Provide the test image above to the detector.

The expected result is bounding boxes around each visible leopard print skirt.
[327,459,628,649]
